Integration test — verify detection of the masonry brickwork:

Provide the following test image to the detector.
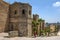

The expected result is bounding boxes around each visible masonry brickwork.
[0,0,32,37]
[0,0,45,37]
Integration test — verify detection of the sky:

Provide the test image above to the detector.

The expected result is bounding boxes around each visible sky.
[4,0,60,23]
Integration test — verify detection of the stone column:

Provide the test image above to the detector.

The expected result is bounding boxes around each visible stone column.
[38,25,40,36]
[27,24,32,37]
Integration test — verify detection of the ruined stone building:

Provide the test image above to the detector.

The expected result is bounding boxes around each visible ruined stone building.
[49,24,57,36]
[0,0,45,37]
[0,0,32,37]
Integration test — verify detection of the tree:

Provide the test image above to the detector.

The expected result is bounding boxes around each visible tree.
[38,18,45,36]
[40,30,46,36]
[32,20,39,36]
[46,27,50,36]
[32,21,39,27]
[38,18,43,22]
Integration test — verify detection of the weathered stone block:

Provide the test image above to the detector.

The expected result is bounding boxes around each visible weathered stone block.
[9,31,18,37]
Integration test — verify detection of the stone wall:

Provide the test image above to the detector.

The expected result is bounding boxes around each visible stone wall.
[9,2,32,37]
[0,1,9,32]
[0,0,32,37]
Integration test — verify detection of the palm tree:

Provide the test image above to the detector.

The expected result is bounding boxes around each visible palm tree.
[40,30,45,36]
[46,27,50,36]
[32,20,39,36]
[38,18,45,36]
[38,18,43,22]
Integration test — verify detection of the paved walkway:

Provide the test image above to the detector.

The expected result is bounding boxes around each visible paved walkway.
[0,36,60,40]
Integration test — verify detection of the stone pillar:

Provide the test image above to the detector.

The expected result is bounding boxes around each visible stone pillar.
[27,24,32,37]
[38,25,40,36]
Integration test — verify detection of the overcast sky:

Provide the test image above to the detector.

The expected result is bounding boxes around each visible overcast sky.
[4,0,60,23]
